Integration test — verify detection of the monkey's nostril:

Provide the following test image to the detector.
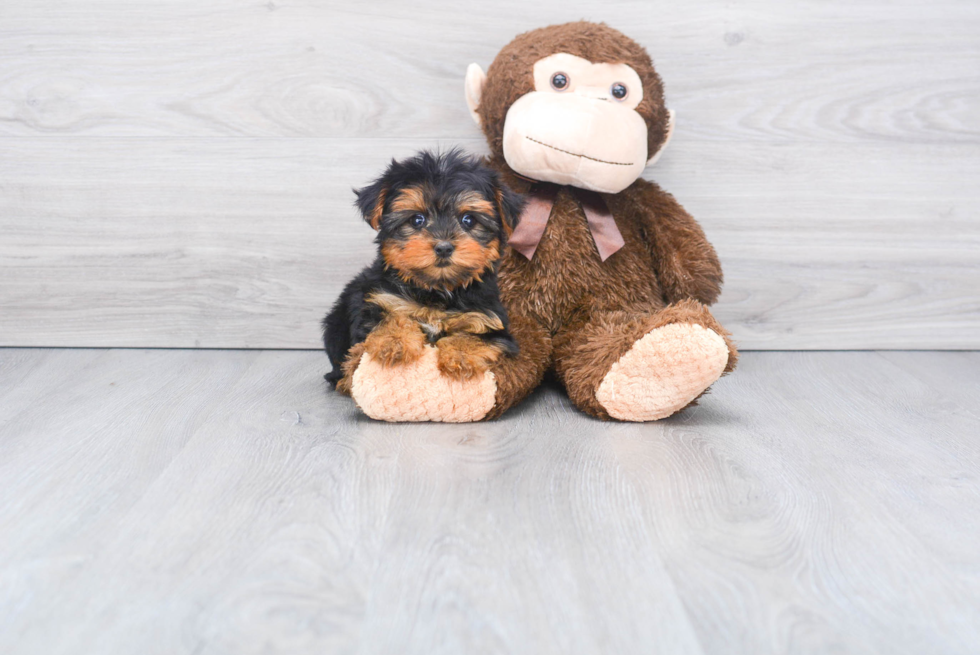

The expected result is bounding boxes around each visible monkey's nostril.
[434,241,455,258]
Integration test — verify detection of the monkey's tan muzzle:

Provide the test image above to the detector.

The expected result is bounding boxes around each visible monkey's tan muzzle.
[502,92,648,194]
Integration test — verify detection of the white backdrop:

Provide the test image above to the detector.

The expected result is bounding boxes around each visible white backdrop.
[1,0,977,348]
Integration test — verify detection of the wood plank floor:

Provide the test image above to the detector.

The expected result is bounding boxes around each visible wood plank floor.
[1,349,979,654]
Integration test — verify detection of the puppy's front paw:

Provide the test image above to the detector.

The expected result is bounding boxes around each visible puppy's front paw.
[436,335,501,381]
[364,323,426,367]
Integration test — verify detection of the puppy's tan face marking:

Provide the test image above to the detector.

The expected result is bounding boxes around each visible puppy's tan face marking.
[366,187,388,230]
[380,185,504,291]
[492,187,515,237]
[382,234,500,291]
[450,236,500,276]
[382,234,440,274]
[456,191,497,218]
[390,186,429,214]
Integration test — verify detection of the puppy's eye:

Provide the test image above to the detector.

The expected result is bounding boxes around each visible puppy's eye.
[410,214,426,228]
[610,83,628,100]
[460,214,475,229]
[551,72,569,91]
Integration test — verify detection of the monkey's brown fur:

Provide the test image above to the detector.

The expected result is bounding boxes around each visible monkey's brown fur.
[344,22,738,422]
[476,22,738,420]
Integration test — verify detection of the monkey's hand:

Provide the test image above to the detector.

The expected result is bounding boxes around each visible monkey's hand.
[362,315,426,367]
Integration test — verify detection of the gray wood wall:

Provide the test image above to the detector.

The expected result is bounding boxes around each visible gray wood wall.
[1,0,977,349]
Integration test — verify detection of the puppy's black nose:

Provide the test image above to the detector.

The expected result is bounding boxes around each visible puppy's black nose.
[434,241,455,258]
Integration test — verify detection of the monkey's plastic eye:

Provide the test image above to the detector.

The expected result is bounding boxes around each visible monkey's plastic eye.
[550,73,569,91]
[460,214,475,229]
[411,214,426,228]
[611,83,628,100]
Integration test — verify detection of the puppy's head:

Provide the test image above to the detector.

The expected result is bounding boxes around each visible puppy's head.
[354,149,524,290]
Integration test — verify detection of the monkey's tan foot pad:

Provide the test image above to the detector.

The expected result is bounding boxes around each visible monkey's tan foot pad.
[350,345,496,423]
[596,323,729,422]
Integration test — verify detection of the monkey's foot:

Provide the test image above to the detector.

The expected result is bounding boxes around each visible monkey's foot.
[350,345,496,422]
[595,323,729,421]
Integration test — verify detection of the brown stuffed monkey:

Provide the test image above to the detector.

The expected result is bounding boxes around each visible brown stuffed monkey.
[344,21,737,422]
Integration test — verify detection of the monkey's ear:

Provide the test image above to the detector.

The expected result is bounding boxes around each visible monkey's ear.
[646,109,675,167]
[492,180,525,239]
[353,178,389,231]
[464,63,486,127]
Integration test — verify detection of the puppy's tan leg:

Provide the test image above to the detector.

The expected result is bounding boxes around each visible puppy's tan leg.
[336,342,367,396]
[363,314,427,367]
[435,334,505,381]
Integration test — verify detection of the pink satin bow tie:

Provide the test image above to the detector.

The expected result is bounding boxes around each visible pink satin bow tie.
[507,185,625,262]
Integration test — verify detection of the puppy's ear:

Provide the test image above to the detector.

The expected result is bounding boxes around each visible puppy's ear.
[353,176,390,231]
[492,178,525,239]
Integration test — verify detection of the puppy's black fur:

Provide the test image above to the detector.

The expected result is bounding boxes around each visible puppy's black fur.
[323,150,524,387]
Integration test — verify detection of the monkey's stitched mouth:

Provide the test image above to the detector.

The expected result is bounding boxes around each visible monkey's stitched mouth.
[525,136,633,166]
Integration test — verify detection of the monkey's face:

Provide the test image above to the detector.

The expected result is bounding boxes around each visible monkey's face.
[465,22,675,195]
[501,53,648,194]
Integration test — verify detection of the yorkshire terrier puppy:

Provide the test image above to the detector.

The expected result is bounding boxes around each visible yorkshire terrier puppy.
[323,150,525,393]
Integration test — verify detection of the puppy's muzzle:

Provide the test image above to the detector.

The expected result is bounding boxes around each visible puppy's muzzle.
[434,241,455,265]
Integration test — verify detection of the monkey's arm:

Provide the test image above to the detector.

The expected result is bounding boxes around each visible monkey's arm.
[627,179,723,305]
